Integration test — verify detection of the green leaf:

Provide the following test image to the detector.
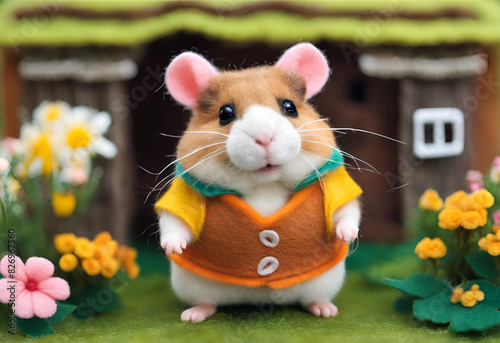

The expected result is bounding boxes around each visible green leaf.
[384,273,449,298]
[466,251,499,279]
[16,317,55,337]
[394,296,414,313]
[48,301,77,323]
[413,280,500,333]
[69,284,123,320]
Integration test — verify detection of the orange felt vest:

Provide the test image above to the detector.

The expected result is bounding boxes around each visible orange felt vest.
[156,166,362,289]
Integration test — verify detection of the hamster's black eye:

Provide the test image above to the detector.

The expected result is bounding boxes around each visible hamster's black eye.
[219,104,236,125]
[279,99,298,118]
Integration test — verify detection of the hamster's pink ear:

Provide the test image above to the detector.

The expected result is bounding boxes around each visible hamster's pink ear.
[166,52,219,109]
[275,43,330,99]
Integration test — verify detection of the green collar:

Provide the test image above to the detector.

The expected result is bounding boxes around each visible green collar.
[175,149,344,197]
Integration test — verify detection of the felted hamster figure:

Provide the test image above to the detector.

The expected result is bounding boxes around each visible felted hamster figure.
[156,43,362,323]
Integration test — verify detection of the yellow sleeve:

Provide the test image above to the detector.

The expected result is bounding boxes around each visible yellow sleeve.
[323,167,363,234]
[154,178,206,238]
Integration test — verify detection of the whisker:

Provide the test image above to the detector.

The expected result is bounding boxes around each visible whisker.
[348,236,360,256]
[301,139,380,174]
[336,148,380,175]
[137,165,159,175]
[201,161,234,191]
[296,118,327,131]
[299,128,406,145]
[155,151,226,200]
[159,133,183,139]
[310,152,353,168]
[385,182,414,193]
[191,148,226,188]
[299,152,325,192]
[154,140,226,182]
[300,134,358,170]
[308,151,376,174]
[184,130,229,137]
[144,147,226,204]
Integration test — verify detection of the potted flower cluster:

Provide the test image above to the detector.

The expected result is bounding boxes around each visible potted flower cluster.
[0,101,117,260]
[0,101,139,337]
[386,157,500,333]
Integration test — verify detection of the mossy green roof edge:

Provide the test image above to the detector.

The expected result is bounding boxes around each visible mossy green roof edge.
[1,0,500,48]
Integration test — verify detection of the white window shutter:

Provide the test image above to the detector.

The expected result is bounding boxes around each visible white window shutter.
[413,107,465,159]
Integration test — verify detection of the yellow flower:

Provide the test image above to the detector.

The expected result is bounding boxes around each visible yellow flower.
[468,189,495,210]
[415,237,447,259]
[66,126,92,150]
[30,132,54,176]
[419,189,443,211]
[100,256,120,278]
[126,263,140,279]
[438,209,464,230]
[54,233,77,254]
[487,242,500,256]
[478,234,496,250]
[82,258,101,276]
[59,253,78,272]
[460,291,478,307]
[94,231,112,245]
[461,211,482,230]
[477,209,488,227]
[7,178,20,197]
[52,192,76,217]
[74,237,95,259]
[450,287,464,304]
[124,247,138,267]
[470,284,485,301]
[493,225,500,234]
[45,103,63,122]
[460,284,484,307]
[94,240,118,261]
[444,190,468,210]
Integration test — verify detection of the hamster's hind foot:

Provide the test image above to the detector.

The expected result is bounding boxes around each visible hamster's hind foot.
[305,302,338,318]
[180,304,217,323]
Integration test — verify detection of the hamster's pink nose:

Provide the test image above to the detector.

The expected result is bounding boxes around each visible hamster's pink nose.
[255,129,274,147]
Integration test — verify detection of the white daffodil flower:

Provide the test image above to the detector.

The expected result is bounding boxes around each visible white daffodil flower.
[18,123,58,177]
[57,106,117,159]
[33,100,71,131]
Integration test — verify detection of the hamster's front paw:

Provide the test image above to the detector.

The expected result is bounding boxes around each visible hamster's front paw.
[335,221,359,243]
[161,235,187,256]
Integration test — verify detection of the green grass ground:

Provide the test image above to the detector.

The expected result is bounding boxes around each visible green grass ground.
[1,242,499,342]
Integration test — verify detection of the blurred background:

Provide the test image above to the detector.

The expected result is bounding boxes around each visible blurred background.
[1,0,500,246]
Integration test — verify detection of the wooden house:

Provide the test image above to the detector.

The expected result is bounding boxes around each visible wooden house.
[1,0,500,242]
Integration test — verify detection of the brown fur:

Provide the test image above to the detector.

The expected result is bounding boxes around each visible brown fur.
[176,66,336,170]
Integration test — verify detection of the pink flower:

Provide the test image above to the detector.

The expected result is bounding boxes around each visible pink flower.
[469,182,484,192]
[0,255,70,319]
[1,137,22,156]
[69,167,88,185]
[0,157,9,172]
[493,210,500,225]
[466,170,484,191]
[466,170,483,183]
[493,157,500,170]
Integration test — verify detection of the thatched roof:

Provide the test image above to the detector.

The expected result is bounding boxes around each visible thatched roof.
[1,0,500,47]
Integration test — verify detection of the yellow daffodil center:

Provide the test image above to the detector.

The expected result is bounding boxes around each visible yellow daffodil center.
[67,126,92,149]
[45,104,62,122]
[31,133,53,176]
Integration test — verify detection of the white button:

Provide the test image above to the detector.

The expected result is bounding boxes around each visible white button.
[257,256,279,276]
[259,230,279,248]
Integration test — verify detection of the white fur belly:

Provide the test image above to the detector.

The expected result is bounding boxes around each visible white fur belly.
[170,260,346,306]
